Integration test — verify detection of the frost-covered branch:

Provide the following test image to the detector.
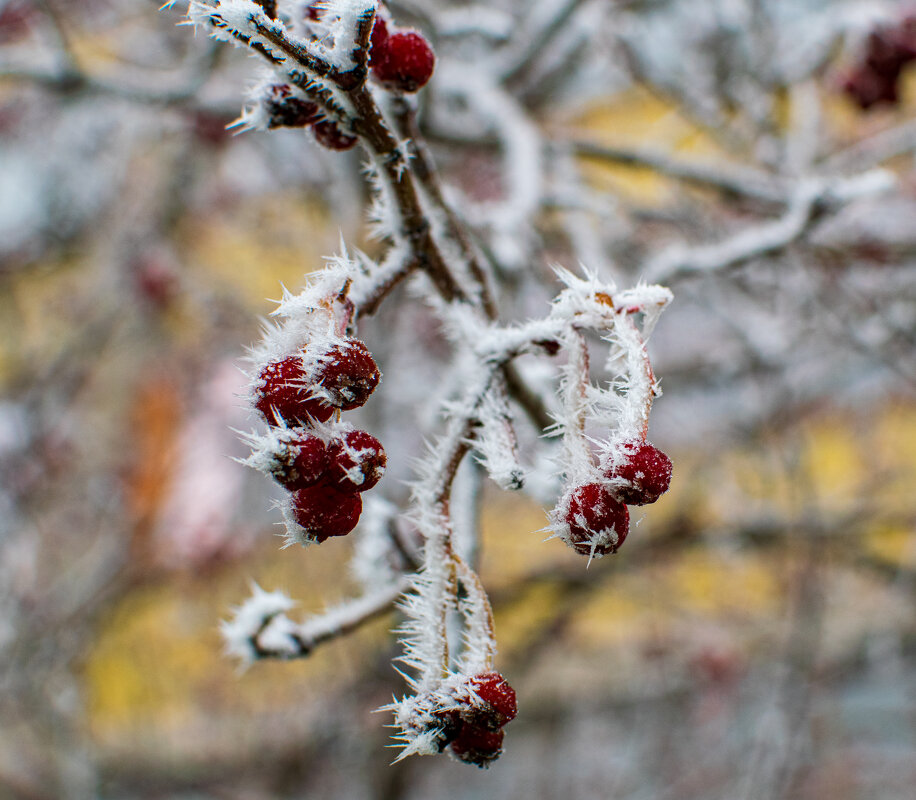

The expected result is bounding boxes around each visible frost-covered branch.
[647,171,895,283]
[222,579,409,661]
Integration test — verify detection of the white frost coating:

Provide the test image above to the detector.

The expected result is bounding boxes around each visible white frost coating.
[186,0,283,55]
[557,327,595,484]
[296,577,407,643]
[471,381,526,491]
[307,0,378,73]
[453,557,495,676]
[220,584,296,663]
[184,0,378,107]
[222,579,408,663]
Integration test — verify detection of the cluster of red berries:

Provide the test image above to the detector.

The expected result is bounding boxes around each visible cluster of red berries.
[254,337,385,542]
[842,18,916,110]
[560,441,672,557]
[263,8,434,147]
[263,83,358,151]
[304,3,435,94]
[436,672,518,767]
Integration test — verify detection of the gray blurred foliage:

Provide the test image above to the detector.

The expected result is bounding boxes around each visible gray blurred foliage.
[1,0,915,798]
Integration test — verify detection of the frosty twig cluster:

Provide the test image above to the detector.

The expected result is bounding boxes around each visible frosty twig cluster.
[171,0,677,767]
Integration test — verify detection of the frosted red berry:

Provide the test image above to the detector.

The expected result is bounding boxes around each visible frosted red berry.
[255,356,334,425]
[312,120,358,151]
[291,485,362,542]
[326,429,386,492]
[464,672,517,730]
[265,84,320,129]
[314,339,380,410]
[605,441,672,506]
[371,30,435,92]
[562,483,629,556]
[269,434,328,491]
[449,725,504,767]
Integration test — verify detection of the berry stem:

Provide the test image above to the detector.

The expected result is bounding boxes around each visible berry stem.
[562,327,594,477]
[612,313,656,443]
[347,84,468,305]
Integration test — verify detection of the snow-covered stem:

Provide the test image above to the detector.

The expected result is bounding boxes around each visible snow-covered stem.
[222,579,409,661]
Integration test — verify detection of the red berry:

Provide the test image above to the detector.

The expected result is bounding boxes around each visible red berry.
[265,84,320,129]
[605,441,672,506]
[134,254,179,308]
[269,434,328,490]
[562,483,629,556]
[865,30,907,76]
[369,15,389,63]
[449,725,504,767]
[371,30,435,92]
[326,429,386,492]
[254,356,334,426]
[312,120,358,151]
[0,2,36,44]
[291,485,362,542]
[314,339,380,410]
[463,672,517,730]
[843,66,899,109]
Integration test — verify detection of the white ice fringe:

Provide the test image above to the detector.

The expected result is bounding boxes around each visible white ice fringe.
[472,380,525,490]
[221,584,296,663]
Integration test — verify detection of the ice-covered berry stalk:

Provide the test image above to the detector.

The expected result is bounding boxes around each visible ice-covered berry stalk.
[174,0,673,767]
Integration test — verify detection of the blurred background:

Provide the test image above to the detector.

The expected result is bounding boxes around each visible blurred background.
[1,0,915,798]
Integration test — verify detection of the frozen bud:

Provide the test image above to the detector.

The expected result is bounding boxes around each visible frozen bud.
[313,120,358,151]
[291,485,362,542]
[326,429,386,492]
[265,84,320,129]
[462,672,517,731]
[313,338,380,410]
[605,441,672,506]
[254,356,334,426]
[449,725,504,768]
[559,482,629,556]
[268,433,328,490]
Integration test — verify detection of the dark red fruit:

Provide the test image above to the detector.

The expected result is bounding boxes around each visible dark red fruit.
[0,2,35,44]
[291,485,362,542]
[270,434,328,490]
[326,430,386,492]
[841,20,916,110]
[312,120,358,151]
[449,725,504,767]
[254,356,334,425]
[265,84,320,129]
[314,339,380,410]
[369,15,389,62]
[371,30,435,92]
[465,672,517,730]
[562,483,629,556]
[843,67,899,109]
[134,254,179,308]
[605,441,672,505]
